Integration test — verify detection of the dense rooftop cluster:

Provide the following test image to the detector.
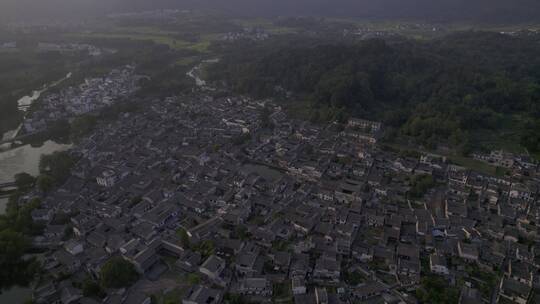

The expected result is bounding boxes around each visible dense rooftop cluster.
[22,92,540,304]
[23,66,141,134]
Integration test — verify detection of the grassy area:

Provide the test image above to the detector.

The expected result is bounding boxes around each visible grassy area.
[232,18,297,35]
[411,200,426,209]
[153,287,187,304]
[378,273,397,285]
[416,275,460,303]
[384,142,509,177]
[189,41,212,52]
[343,270,367,285]
[247,215,266,225]
[112,26,180,36]
[68,26,218,53]
[448,155,508,177]
[174,57,199,67]
[273,280,293,303]
[69,32,190,49]
[362,227,383,245]
[464,264,500,299]
[470,114,527,155]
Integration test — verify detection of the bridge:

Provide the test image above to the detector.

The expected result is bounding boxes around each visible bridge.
[0,181,17,189]
[0,181,17,198]
[0,132,42,146]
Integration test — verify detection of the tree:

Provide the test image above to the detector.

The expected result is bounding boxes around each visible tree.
[193,240,215,259]
[416,275,459,303]
[209,32,540,158]
[187,273,201,285]
[82,279,105,299]
[177,228,190,249]
[521,119,540,154]
[47,119,71,143]
[39,151,75,184]
[14,173,35,190]
[232,134,251,146]
[234,225,248,240]
[0,229,38,291]
[0,197,42,236]
[224,293,246,304]
[36,175,55,193]
[99,257,138,289]
[259,106,274,129]
[70,115,98,140]
[409,174,437,199]
[343,270,365,286]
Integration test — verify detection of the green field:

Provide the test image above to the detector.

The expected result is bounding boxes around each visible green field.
[447,155,509,177]
[470,114,528,155]
[384,142,509,177]
[232,18,297,34]
[69,32,211,51]
[66,24,225,53]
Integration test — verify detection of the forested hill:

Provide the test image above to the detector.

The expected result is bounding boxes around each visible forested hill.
[208,32,540,156]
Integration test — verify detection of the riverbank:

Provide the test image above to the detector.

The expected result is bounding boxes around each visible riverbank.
[0,72,73,143]
[0,72,77,303]
[186,59,219,90]
[18,72,72,113]
[0,287,32,304]
[0,140,72,213]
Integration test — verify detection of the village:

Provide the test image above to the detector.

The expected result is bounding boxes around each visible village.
[22,65,141,134]
[19,90,540,304]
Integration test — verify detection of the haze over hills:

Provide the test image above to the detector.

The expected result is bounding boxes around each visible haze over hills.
[1,0,540,23]
[2,0,540,302]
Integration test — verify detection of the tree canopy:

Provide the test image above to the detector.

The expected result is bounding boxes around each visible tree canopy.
[38,151,76,190]
[209,32,540,156]
[0,229,40,292]
[14,173,35,190]
[99,257,138,289]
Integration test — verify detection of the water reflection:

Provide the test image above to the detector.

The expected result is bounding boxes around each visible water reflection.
[0,140,71,213]
[0,287,32,304]
[0,72,73,303]
[18,72,72,112]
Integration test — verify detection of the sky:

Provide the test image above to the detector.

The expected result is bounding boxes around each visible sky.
[1,0,539,23]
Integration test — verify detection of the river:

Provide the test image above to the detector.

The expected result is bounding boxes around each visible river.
[18,72,72,112]
[187,59,219,90]
[0,75,73,304]
[0,141,70,304]
[0,140,69,302]
[0,140,70,303]
[0,140,72,206]
[0,287,33,304]
[0,74,73,213]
